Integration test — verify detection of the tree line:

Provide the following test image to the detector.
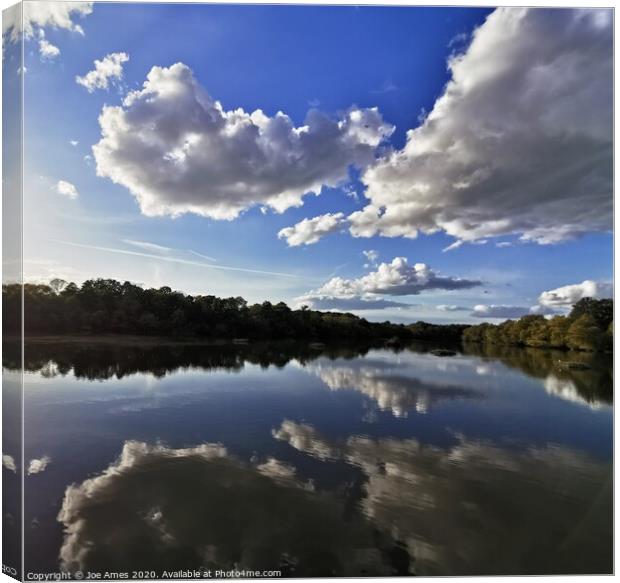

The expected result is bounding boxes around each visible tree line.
[2,279,412,343]
[2,279,612,352]
[463,298,613,352]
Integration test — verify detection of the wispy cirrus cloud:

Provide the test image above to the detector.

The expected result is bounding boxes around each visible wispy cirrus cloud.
[122,239,171,254]
[50,239,312,280]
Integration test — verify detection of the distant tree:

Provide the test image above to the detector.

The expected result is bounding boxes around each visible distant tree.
[566,314,605,352]
[569,298,613,330]
[546,316,571,348]
[463,298,612,352]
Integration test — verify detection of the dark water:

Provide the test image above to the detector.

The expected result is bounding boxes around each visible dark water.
[3,341,613,577]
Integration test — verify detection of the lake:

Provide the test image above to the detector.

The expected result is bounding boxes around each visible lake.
[3,340,613,577]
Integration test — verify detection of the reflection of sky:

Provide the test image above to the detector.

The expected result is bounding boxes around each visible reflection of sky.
[273,420,612,575]
[16,346,613,574]
[56,440,404,576]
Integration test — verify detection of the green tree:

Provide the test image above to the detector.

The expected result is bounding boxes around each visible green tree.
[566,314,605,351]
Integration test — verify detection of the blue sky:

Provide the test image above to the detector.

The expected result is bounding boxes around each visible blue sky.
[5,3,613,323]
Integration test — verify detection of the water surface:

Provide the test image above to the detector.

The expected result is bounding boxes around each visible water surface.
[4,341,613,576]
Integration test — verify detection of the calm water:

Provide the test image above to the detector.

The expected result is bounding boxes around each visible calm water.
[3,341,613,577]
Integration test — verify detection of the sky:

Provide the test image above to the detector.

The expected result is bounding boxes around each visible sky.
[2,2,613,324]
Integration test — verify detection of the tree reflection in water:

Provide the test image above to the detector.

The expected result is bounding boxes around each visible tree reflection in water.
[5,339,612,408]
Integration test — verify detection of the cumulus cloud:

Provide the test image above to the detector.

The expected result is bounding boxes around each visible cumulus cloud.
[56,180,78,199]
[315,258,479,298]
[298,258,480,312]
[76,52,129,92]
[70,140,79,146]
[278,213,346,247]
[471,279,611,321]
[539,280,613,308]
[38,36,60,60]
[471,304,558,319]
[2,1,93,42]
[345,8,612,247]
[93,63,394,220]
[27,456,51,475]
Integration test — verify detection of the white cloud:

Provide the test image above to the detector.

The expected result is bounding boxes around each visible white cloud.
[76,52,129,93]
[298,257,480,311]
[56,180,79,199]
[442,241,463,252]
[278,213,346,247]
[27,456,51,475]
[316,258,480,297]
[443,239,487,253]
[38,37,60,60]
[471,278,611,321]
[70,140,79,147]
[3,2,93,42]
[2,454,16,472]
[436,304,468,312]
[93,63,394,220]
[539,280,613,308]
[471,304,558,319]
[346,8,612,246]
[362,249,379,266]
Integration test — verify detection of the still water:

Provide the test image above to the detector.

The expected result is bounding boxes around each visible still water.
[4,341,613,576]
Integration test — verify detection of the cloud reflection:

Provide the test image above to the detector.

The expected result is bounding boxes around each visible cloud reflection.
[273,420,612,575]
[58,441,409,576]
[305,362,480,416]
